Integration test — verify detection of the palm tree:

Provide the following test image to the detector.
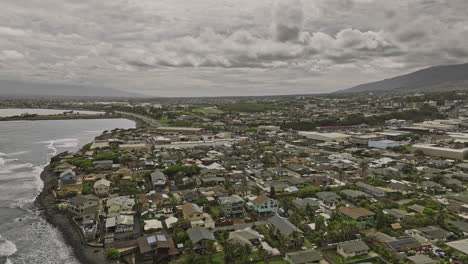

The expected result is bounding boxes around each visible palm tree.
[205,240,217,264]
[240,243,253,263]
[290,231,303,249]
[215,230,229,248]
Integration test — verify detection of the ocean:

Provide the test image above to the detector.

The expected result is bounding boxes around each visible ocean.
[0,109,135,264]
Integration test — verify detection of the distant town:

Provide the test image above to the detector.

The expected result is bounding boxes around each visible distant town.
[3,91,468,264]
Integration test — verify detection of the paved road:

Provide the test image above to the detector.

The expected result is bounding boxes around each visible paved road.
[116,111,163,127]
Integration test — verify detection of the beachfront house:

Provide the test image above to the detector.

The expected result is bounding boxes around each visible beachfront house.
[60,169,77,185]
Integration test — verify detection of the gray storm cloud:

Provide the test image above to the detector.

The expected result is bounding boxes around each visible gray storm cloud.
[274,0,304,42]
[1,0,468,96]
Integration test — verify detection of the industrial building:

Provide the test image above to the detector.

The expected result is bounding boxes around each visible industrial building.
[412,144,468,160]
[298,131,349,142]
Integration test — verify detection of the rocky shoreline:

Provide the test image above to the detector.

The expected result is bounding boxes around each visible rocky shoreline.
[35,165,112,264]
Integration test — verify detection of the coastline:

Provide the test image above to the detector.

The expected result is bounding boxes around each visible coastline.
[35,164,112,264]
[30,116,145,264]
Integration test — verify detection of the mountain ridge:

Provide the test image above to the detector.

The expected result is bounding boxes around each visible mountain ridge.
[338,62,468,94]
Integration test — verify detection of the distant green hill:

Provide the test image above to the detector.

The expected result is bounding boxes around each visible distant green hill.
[337,62,468,94]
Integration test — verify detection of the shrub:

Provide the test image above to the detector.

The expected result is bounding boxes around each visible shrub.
[105,248,120,260]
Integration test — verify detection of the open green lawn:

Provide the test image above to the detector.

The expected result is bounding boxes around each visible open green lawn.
[193,108,223,115]
[218,103,284,113]
[154,118,172,126]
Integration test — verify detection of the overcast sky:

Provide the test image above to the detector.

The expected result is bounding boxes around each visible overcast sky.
[1,0,467,97]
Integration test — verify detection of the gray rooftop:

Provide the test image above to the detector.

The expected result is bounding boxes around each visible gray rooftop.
[267,215,303,236]
[285,248,322,264]
[187,226,215,244]
[337,240,369,253]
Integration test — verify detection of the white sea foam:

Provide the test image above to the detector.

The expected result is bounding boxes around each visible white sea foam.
[0,164,44,208]
[55,142,79,148]
[0,235,17,257]
[6,163,34,171]
[38,138,79,144]
[46,140,58,157]
[15,166,44,209]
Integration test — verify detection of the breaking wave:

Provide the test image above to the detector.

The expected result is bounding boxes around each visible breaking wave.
[0,236,17,257]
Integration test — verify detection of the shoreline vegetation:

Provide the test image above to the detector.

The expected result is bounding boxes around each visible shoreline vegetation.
[36,164,112,264]
[0,113,121,121]
[0,113,148,128]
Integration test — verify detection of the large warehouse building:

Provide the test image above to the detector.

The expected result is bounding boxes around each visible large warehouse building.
[412,144,468,160]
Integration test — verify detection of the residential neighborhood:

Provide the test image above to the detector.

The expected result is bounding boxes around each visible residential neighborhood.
[29,92,468,264]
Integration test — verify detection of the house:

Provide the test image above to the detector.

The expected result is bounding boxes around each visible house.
[182,203,205,227]
[284,248,322,264]
[54,162,76,173]
[106,196,135,215]
[451,220,468,236]
[389,182,415,194]
[115,214,135,234]
[406,226,452,243]
[60,169,77,185]
[340,189,371,200]
[421,181,443,194]
[187,226,215,252]
[336,240,369,259]
[383,208,410,222]
[165,216,179,229]
[200,176,225,186]
[251,194,279,215]
[267,215,303,247]
[219,195,245,218]
[93,160,113,171]
[93,178,111,197]
[445,178,464,192]
[408,204,426,214]
[308,175,332,186]
[338,207,375,229]
[233,185,254,197]
[316,191,341,209]
[136,233,179,262]
[144,219,164,231]
[386,237,426,253]
[406,255,437,264]
[370,232,396,243]
[151,170,167,189]
[105,214,135,238]
[293,198,319,211]
[228,227,263,246]
[267,215,303,236]
[445,239,468,256]
[68,194,99,220]
[356,182,388,197]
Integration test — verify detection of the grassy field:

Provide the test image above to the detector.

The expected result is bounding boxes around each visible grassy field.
[193,107,223,115]
[218,103,283,113]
